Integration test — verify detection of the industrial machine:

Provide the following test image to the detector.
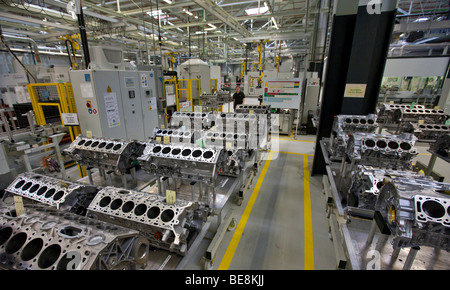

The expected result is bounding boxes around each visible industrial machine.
[69,47,161,141]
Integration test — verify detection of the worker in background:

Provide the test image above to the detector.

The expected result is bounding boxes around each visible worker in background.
[233,85,245,110]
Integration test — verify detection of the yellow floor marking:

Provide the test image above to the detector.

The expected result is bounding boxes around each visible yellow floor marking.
[218,151,274,270]
[303,154,314,270]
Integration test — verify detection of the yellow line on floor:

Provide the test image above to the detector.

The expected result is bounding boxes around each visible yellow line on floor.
[218,151,274,270]
[273,137,316,143]
[303,155,314,270]
[270,150,314,156]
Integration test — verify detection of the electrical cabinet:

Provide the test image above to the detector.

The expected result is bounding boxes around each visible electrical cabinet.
[69,69,159,141]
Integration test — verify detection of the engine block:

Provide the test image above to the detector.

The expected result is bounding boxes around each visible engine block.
[63,135,145,175]
[347,165,436,209]
[406,123,450,141]
[328,114,378,160]
[0,204,148,270]
[87,187,200,255]
[375,178,450,250]
[5,173,99,215]
[377,103,425,128]
[235,104,272,114]
[345,132,418,170]
[137,143,227,181]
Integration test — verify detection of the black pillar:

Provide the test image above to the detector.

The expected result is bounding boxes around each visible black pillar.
[341,0,398,115]
[311,0,359,175]
[311,0,398,175]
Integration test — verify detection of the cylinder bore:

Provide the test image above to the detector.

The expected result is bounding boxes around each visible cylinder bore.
[99,196,112,207]
[171,148,181,156]
[38,244,62,269]
[422,200,446,219]
[22,182,33,191]
[134,204,147,216]
[5,232,27,254]
[77,139,86,146]
[14,179,25,189]
[20,238,44,261]
[364,139,376,148]
[110,199,123,210]
[122,201,135,213]
[152,146,162,154]
[368,119,375,125]
[147,206,160,219]
[162,147,172,154]
[29,184,40,193]
[161,209,175,222]
[376,140,387,149]
[98,142,107,149]
[91,141,99,147]
[182,149,192,157]
[44,188,56,198]
[105,143,114,150]
[85,140,92,146]
[192,150,202,158]
[0,227,13,246]
[388,141,399,150]
[53,191,65,201]
[203,151,214,159]
[400,142,411,151]
[113,144,122,151]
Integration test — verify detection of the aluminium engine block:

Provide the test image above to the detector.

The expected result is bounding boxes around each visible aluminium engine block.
[87,187,201,255]
[430,134,450,159]
[381,107,450,133]
[347,165,436,209]
[235,104,272,114]
[328,114,378,160]
[345,132,418,170]
[137,143,227,182]
[4,173,99,215]
[375,178,450,250]
[0,204,148,270]
[405,122,450,142]
[63,135,146,175]
[377,103,425,128]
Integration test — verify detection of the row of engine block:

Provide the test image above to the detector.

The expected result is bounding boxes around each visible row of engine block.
[326,109,450,254]
[0,110,272,270]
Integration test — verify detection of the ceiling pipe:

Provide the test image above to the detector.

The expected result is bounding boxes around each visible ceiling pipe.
[2,34,41,63]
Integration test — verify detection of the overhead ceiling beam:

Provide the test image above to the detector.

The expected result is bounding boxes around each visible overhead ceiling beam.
[191,0,252,37]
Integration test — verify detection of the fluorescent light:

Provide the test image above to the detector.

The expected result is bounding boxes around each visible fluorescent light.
[163,0,172,4]
[147,9,162,16]
[245,2,269,15]
[233,37,238,41]
[205,23,217,30]
[271,17,279,29]
[183,9,193,16]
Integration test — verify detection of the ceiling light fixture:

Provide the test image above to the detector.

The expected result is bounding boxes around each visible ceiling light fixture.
[245,2,269,15]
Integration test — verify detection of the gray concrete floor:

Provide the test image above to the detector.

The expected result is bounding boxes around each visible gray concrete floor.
[212,134,337,270]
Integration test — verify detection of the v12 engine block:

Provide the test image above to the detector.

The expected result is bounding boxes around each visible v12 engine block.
[406,123,450,142]
[235,104,272,114]
[0,204,148,270]
[137,143,227,182]
[4,173,99,215]
[87,186,201,255]
[63,135,146,175]
[375,178,450,250]
[345,132,418,170]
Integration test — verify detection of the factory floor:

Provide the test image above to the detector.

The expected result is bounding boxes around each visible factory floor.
[212,133,338,270]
